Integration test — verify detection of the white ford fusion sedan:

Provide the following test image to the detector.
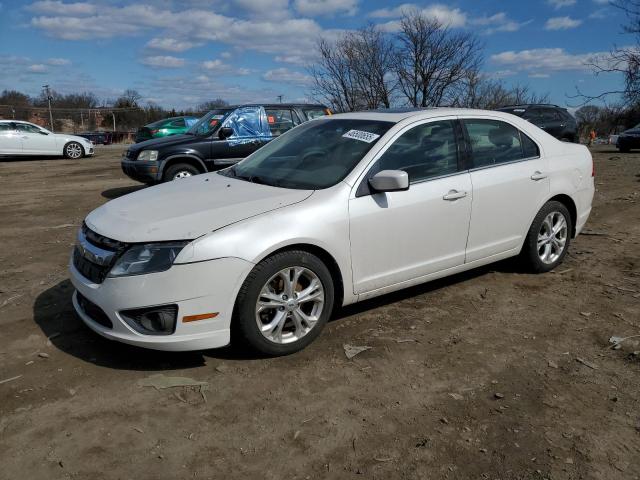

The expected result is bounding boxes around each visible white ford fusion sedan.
[70,108,594,355]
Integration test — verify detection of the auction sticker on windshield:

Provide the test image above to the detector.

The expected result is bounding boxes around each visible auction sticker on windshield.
[342,130,381,143]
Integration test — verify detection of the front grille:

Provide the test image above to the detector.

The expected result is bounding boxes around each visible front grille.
[76,292,113,329]
[73,247,111,283]
[72,224,127,284]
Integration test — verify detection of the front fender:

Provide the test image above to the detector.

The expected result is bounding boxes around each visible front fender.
[159,153,207,175]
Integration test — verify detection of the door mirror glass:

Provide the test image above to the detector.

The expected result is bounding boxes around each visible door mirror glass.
[218,127,234,139]
[369,170,409,193]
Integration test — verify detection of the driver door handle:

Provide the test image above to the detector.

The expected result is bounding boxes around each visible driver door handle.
[530,171,548,181]
[443,190,467,201]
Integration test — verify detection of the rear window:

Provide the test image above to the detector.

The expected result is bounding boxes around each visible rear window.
[498,108,528,118]
[303,108,330,120]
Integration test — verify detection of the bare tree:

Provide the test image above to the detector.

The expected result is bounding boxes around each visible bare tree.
[196,98,230,112]
[574,0,640,104]
[452,72,550,109]
[394,11,482,107]
[309,25,395,111]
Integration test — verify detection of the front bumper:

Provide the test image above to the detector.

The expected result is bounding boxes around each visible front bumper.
[121,159,161,183]
[69,256,253,351]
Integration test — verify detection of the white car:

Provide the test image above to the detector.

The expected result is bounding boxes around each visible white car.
[70,108,594,355]
[0,120,94,158]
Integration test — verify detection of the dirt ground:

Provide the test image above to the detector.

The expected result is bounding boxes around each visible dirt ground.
[0,145,638,480]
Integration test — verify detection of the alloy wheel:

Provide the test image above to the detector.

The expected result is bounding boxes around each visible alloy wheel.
[537,211,568,264]
[66,143,83,159]
[255,266,325,344]
[173,171,192,179]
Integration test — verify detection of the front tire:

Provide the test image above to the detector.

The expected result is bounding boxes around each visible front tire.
[64,142,84,159]
[233,250,335,356]
[521,201,572,273]
[163,163,200,181]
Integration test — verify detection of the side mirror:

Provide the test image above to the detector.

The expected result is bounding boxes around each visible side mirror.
[218,127,234,140]
[368,170,409,193]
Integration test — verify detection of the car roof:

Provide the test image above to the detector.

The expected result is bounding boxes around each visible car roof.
[223,103,327,109]
[498,104,563,110]
[326,107,525,123]
[0,120,34,124]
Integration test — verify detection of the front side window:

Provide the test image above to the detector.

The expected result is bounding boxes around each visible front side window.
[222,119,393,190]
[169,118,186,128]
[265,109,295,136]
[371,120,460,183]
[464,119,538,168]
[222,106,270,139]
[15,123,44,134]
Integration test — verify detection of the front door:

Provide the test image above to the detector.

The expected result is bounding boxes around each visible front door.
[0,123,22,154]
[349,119,472,294]
[15,123,58,154]
[462,118,550,262]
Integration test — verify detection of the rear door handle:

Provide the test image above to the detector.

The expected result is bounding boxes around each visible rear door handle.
[530,171,548,181]
[443,190,467,201]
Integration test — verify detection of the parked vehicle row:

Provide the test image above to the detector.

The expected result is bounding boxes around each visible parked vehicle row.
[0,120,94,158]
[614,123,640,152]
[70,108,594,355]
[121,103,331,183]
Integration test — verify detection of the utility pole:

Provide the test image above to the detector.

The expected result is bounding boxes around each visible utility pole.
[111,112,116,132]
[42,85,54,131]
[277,95,283,103]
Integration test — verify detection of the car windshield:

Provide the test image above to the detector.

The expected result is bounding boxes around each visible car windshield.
[220,118,394,190]
[187,109,232,136]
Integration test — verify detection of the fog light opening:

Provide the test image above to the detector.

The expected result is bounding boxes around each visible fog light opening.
[120,304,178,335]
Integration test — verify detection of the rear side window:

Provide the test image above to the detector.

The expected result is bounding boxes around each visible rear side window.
[464,119,538,168]
[265,109,295,136]
[15,123,43,134]
[373,120,459,183]
[0,123,15,132]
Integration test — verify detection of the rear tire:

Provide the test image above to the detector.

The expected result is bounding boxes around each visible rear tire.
[233,250,334,356]
[163,163,200,181]
[521,201,572,273]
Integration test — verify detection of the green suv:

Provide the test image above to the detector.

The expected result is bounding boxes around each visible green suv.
[135,116,199,143]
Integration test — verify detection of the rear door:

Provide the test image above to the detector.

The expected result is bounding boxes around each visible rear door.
[210,106,269,167]
[462,117,549,262]
[0,123,22,154]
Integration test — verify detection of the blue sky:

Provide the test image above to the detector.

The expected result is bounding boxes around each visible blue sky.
[0,0,627,109]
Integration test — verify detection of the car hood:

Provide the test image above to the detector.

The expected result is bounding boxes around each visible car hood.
[621,129,640,136]
[85,172,313,243]
[129,133,202,151]
[55,133,91,144]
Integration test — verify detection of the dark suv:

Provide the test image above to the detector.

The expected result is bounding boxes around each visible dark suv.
[121,103,331,183]
[497,104,578,142]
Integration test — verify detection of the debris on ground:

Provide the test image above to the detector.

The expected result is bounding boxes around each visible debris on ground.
[38,352,50,359]
[448,393,464,401]
[494,393,505,399]
[138,374,209,390]
[608,334,640,349]
[0,375,22,385]
[343,344,371,359]
[548,360,559,369]
[576,357,599,370]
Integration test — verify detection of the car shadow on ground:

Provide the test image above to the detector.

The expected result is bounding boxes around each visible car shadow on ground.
[33,258,524,370]
[101,185,146,199]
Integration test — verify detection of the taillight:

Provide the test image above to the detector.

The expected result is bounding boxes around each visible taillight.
[150,129,159,135]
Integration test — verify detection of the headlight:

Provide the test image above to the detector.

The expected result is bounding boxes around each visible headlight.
[108,242,189,278]
[137,150,159,161]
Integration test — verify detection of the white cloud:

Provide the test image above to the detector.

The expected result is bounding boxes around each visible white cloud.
[369,3,467,28]
[232,0,290,19]
[470,12,529,34]
[27,64,48,73]
[46,57,71,66]
[293,0,358,16]
[146,37,200,52]
[140,55,186,68]
[528,73,551,78]
[262,67,312,86]
[201,59,252,75]
[547,0,576,9]
[29,0,97,15]
[545,16,582,30]
[490,48,605,73]
[275,54,309,65]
